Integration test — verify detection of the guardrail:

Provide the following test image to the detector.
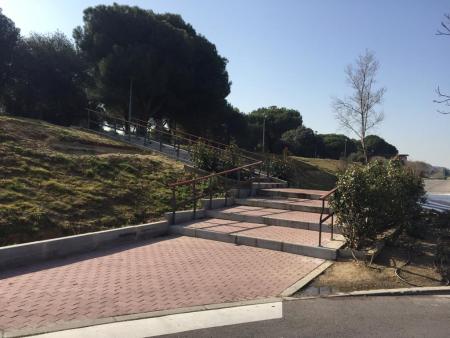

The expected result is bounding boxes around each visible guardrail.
[318,187,336,246]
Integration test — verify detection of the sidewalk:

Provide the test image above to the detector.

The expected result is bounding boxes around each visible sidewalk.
[0,235,324,337]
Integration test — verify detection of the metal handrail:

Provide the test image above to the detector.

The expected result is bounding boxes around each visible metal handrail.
[85,108,294,168]
[86,109,259,164]
[318,188,336,246]
[319,187,337,200]
[169,161,263,224]
[85,109,291,186]
[169,161,263,187]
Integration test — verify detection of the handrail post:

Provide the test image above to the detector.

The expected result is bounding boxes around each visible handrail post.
[258,164,262,191]
[192,181,196,219]
[171,187,176,225]
[331,213,334,240]
[159,125,163,151]
[209,176,213,209]
[319,199,325,247]
[319,221,322,247]
[224,173,228,207]
[237,170,241,199]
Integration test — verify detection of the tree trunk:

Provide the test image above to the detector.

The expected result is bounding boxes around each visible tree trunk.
[361,137,368,164]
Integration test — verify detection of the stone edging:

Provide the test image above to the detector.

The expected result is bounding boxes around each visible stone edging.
[280,261,334,296]
[286,286,450,300]
[3,297,281,338]
[0,220,168,270]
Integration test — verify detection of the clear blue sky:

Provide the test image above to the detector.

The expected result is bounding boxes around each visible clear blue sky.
[1,0,449,167]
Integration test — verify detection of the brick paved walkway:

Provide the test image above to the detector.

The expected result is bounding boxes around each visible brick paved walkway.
[0,236,324,334]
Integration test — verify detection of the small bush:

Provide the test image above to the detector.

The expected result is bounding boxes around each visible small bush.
[263,155,291,180]
[331,160,425,249]
[190,142,242,173]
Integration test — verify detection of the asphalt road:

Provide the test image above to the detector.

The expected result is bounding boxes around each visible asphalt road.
[162,295,450,338]
[424,179,450,194]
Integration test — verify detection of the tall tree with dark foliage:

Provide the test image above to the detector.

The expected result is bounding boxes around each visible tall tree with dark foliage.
[74,4,230,133]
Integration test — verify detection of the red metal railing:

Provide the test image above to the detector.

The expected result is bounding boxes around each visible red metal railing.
[318,187,336,246]
[168,161,263,224]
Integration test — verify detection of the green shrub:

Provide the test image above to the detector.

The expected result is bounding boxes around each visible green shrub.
[190,142,242,173]
[263,155,291,180]
[330,160,425,249]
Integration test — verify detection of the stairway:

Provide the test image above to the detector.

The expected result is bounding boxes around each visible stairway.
[170,184,345,260]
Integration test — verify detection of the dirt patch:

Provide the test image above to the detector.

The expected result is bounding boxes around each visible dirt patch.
[295,223,447,296]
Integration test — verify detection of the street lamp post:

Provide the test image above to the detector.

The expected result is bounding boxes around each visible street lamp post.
[262,114,266,153]
[128,78,133,138]
[314,130,318,158]
[344,138,348,158]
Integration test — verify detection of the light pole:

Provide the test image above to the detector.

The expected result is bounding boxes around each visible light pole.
[314,130,318,158]
[262,114,266,153]
[128,78,133,136]
[344,138,348,158]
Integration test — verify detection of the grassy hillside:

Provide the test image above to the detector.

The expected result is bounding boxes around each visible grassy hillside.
[287,156,342,190]
[0,116,187,246]
[293,157,345,174]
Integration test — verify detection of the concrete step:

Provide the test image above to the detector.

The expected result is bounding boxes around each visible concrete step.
[170,218,344,260]
[235,197,330,214]
[251,182,288,189]
[257,188,329,200]
[205,205,336,233]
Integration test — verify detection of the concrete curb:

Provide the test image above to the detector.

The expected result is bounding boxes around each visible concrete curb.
[258,189,323,200]
[205,209,337,234]
[0,221,168,270]
[286,286,450,301]
[280,261,334,297]
[200,197,236,210]
[5,297,281,338]
[164,209,206,224]
[170,225,341,260]
[235,198,328,214]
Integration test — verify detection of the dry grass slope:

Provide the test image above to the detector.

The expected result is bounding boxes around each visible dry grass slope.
[0,116,187,246]
[287,156,341,190]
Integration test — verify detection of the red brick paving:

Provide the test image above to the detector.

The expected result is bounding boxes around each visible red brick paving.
[215,205,331,225]
[0,236,323,333]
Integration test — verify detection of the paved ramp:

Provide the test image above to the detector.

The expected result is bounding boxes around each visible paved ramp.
[0,236,324,336]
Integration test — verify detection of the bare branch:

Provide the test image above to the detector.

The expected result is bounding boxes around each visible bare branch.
[434,86,450,114]
[437,14,450,35]
[435,14,450,114]
[437,110,450,115]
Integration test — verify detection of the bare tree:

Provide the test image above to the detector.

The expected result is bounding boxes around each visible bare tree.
[333,50,386,163]
[434,86,450,115]
[437,13,450,36]
[435,14,450,114]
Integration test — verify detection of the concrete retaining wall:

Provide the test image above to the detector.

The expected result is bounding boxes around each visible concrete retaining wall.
[164,209,206,224]
[200,198,235,210]
[0,221,168,270]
